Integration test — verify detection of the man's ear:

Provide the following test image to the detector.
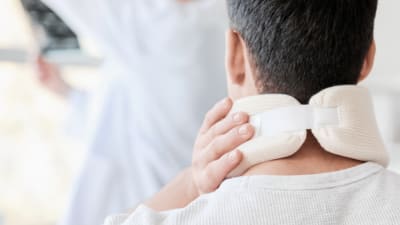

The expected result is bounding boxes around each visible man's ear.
[359,40,376,82]
[226,29,246,87]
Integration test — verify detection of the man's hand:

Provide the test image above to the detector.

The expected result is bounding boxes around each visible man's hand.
[145,98,254,211]
[191,98,254,194]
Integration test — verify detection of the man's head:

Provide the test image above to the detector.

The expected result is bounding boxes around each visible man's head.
[225,0,378,103]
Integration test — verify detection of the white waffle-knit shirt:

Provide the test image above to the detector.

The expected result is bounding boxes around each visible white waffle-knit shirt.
[105,162,400,225]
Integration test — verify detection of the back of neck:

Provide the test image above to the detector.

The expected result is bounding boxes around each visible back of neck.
[243,132,363,176]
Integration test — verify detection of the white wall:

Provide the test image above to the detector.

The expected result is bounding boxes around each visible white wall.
[363,1,400,171]
[366,0,400,89]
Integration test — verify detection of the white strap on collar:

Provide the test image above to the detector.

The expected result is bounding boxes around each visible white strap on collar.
[251,105,339,138]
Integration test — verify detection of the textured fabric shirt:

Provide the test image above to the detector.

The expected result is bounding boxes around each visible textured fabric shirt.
[105,162,400,225]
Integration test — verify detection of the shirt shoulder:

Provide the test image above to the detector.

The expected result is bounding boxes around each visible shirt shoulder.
[103,195,216,225]
[377,169,400,198]
[371,169,400,190]
[104,168,400,225]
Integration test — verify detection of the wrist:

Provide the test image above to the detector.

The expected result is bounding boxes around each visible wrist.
[144,167,199,211]
[184,167,200,202]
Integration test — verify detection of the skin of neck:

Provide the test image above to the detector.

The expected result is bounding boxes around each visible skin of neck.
[242,131,363,176]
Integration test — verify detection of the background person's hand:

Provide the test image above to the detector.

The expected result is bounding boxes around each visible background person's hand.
[190,98,254,195]
[35,56,71,98]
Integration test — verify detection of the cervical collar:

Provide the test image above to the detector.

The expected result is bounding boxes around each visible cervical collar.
[228,85,389,177]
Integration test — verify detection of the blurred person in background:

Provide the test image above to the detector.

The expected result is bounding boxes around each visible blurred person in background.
[31,0,228,225]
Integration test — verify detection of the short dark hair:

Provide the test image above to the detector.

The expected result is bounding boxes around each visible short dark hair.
[227,0,378,103]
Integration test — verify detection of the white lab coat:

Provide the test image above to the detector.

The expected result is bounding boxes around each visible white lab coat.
[41,1,228,225]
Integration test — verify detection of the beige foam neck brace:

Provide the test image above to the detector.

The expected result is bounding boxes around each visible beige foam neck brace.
[228,85,389,177]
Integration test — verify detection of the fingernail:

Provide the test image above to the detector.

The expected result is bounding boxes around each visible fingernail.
[238,125,250,136]
[232,113,242,123]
